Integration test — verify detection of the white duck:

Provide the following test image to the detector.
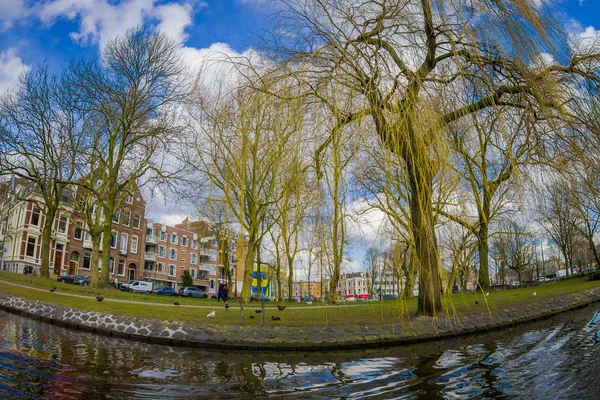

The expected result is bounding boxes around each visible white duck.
[207,311,216,318]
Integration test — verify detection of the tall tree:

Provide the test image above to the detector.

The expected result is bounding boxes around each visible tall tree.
[262,0,598,316]
[65,28,185,286]
[187,80,303,302]
[0,65,85,278]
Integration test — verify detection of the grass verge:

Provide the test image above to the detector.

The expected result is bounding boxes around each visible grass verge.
[1,271,599,328]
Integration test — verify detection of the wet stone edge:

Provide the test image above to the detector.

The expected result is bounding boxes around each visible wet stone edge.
[0,288,600,351]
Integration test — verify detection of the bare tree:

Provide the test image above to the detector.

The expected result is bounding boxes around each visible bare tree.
[0,65,85,278]
[492,219,535,284]
[65,28,185,286]
[537,176,580,277]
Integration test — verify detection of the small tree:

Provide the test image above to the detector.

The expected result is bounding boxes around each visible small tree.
[182,270,194,287]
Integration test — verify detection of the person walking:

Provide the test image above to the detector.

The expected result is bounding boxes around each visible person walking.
[217,282,224,302]
[223,284,229,303]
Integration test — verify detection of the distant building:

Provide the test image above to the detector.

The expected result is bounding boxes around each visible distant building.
[338,272,371,300]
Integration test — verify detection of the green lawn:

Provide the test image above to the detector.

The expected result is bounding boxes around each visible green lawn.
[1,271,599,328]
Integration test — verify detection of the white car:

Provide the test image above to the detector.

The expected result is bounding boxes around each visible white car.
[128,280,153,293]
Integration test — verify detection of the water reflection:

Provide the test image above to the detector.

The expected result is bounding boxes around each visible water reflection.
[1,305,600,399]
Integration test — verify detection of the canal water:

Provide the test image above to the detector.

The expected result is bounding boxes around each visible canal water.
[1,306,600,399]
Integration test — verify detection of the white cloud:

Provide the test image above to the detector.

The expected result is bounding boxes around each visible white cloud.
[154,2,195,44]
[0,0,27,31]
[0,49,30,95]
[36,0,205,51]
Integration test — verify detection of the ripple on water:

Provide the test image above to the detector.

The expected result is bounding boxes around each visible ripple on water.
[3,307,600,399]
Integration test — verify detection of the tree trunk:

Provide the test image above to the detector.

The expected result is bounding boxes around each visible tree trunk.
[287,253,294,302]
[477,225,491,291]
[410,173,442,316]
[240,238,257,303]
[90,238,100,288]
[39,205,56,279]
[100,221,112,287]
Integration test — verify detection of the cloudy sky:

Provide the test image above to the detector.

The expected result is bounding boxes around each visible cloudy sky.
[1,0,599,271]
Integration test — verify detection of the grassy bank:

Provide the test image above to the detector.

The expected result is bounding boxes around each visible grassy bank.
[2,271,600,328]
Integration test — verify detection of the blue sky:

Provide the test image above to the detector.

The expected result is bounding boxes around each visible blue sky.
[0,0,599,270]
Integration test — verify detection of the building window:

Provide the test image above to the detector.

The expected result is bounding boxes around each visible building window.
[230,242,236,251]
[159,230,166,241]
[58,214,67,233]
[122,210,131,226]
[112,209,120,223]
[120,233,128,251]
[210,279,215,289]
[125,194,133,204]
[191,239,198,249]
[190,268,196,279]
[30,206,41,226]
[190,253,198,264]
[168,264,176,276]
[211,239,217,247]
[118,259,125,275]
[74,221,83,240]
[26,237,36,257]
[111,231,118,249]
[133,214,140,229]
[170,233,177,244]
[210,250,217,261]
[157,262,164,273]
[181,236,188,246]
[84,230,91,241]
[169,248,177,260]
[210,265,216,275]
[230,255,236,264]
[109,257,115,274]
[130,236,138,254]
[158,245,166,257]
[83,251,91,270]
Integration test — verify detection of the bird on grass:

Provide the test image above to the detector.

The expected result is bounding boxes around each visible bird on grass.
[255,309,262,314]
[249,314,255,319]
[277,305,286,311]
[207,311,215,318]
[49,287,56,293]
[531,292,537,297]
[174,301,180,306]
[271,316,281,321]
[96,296,104,302]
[225,303,229,310]
[485,292,490,297]
[475,300,479,305]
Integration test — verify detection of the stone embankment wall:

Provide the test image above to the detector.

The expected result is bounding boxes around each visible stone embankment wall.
[1,287,600,351]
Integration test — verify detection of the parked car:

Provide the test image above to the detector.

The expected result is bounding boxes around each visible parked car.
[57,274,90,286]
[128,280,153,293]
[179,287,208,298]
[120,280,136,291]
[382,294,398,300]
[538,277,551,282]
[154,286,177,296]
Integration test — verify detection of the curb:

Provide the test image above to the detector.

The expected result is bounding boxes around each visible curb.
[1,287,600,351]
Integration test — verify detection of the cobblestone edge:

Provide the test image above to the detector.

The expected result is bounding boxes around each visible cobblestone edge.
[1,287,599,351]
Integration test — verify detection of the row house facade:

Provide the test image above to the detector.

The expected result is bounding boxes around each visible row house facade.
[141,219,246,295]
[1,180,245,291]
[291,280,326,301]
[0,186,70,276]
[0,180,147,281]
[68,191,146,281]
[338,272,371,300]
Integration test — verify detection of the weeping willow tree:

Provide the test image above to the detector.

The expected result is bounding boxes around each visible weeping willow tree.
[256,0,599,316]
[187,74,305,303]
